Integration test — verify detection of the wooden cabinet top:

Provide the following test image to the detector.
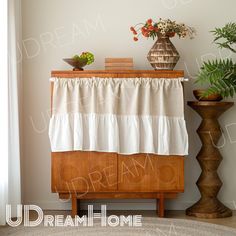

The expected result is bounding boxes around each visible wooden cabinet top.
[51,70,184,78]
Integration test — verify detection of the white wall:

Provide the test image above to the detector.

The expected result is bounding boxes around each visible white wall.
[21,0,236,210]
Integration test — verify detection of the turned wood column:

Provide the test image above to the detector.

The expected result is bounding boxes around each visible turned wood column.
[186,101,234,218]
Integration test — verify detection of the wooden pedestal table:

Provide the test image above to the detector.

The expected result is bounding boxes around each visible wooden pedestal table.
[186,101,234,218]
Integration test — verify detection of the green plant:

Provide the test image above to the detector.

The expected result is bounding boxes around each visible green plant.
[196,23,236,98]
[213,23,236,53]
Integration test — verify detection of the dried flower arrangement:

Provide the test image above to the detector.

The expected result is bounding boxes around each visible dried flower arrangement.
[130,18,196,41]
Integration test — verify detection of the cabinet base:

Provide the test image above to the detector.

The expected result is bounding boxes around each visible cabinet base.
[59,192,180,218]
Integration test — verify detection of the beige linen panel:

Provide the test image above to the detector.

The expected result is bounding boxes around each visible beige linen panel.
[52,78,184,117]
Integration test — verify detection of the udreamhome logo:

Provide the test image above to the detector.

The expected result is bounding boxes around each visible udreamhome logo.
[6,204,142,227]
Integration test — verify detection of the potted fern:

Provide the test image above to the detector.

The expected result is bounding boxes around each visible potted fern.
[195,23,236,101]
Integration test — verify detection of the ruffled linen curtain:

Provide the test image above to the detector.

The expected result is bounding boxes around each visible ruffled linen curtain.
[0,0,22,225]
[49,77,188,155]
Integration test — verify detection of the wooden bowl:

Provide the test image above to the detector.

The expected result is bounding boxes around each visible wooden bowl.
[193,89,223,101]
[63,58,88,70]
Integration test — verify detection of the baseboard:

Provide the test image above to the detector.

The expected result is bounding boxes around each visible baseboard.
[23,199,235,211]
[23,200,199,211]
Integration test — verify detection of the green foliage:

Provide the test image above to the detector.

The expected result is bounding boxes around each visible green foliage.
[197,60,236,98]
[196,23,236,98]
[212,23,236,53]
[197,59,234,84]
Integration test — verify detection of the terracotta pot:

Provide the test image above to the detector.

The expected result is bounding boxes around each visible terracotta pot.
[147,34,180,70]
[193,89,223,101]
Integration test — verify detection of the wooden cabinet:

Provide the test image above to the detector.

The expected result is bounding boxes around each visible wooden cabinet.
[52,153,184,194]
[52,151,117,193]
[51,152,184,217]
[118,154,184,192]
[51,70,185,217]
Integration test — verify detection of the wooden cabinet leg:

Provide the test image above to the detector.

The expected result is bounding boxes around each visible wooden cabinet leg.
[71,194,78,218]
[157,194,165,217]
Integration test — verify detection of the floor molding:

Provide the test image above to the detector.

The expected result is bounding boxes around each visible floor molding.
[23,200,207,211]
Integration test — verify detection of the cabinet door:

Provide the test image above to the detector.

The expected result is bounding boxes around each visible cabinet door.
[52,151,117,193]
[118,154,184,192]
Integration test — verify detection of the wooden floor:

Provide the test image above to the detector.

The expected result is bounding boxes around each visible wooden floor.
[39,210,236,229]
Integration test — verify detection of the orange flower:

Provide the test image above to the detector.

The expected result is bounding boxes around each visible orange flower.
[148,25,154,31]
[130,26,137,35]
[130,26,135,31]
[142,26,149,33]
[133,37,138,41]
[141,27,150,37]
[147,19,152,25]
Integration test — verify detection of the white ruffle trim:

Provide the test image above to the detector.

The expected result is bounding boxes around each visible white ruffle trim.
[49,113,188,155]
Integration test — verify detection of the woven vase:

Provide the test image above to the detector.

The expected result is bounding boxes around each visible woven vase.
[147,34,180,70]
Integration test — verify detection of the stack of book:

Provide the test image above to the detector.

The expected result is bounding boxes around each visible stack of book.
[105,58,133,70]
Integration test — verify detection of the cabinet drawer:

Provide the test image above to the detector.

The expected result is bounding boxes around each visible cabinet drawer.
[118,154,184,192]
[52,151,117,193]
